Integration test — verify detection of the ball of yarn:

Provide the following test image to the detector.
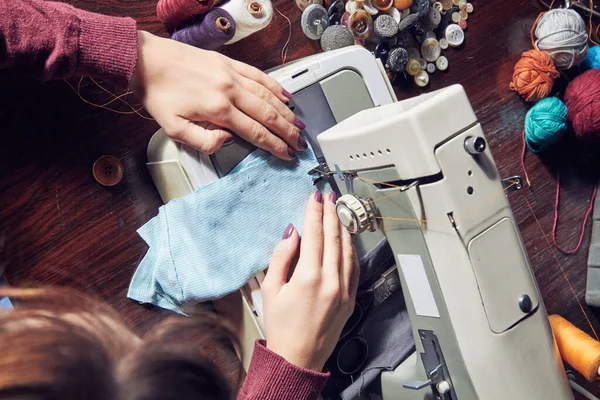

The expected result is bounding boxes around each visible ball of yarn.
[171,8,236,50]
[564,69,600,141]
[524,97,567,153]
[580,45,600,70]
[374,14,398,38]
[534,9,588,70]
[157,0,216,32]
[510,49,560,102]
[320,25,354,51]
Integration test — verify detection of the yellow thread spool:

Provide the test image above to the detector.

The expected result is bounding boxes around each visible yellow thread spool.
[549,314,600,382]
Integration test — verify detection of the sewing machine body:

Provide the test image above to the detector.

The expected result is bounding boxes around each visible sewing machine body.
[145,47,572,399]
[318,85,572,399]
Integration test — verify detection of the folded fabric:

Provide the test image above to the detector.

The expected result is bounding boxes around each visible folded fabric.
[128,146,329,314]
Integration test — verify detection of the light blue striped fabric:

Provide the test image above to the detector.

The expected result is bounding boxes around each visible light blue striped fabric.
[128,146,330,314]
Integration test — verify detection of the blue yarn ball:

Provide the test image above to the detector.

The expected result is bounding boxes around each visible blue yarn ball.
[579,45,600,71]
[525,97,568,153]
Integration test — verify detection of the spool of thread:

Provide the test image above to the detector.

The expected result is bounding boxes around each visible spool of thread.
[524,97,567,153]
[534,9,588,70]
[580,45,600,71]
[320,25,354,51]
[157,0,217,32]
[509,49,559,103]
[564,69,600,141]
[171,9,236,50]
[219,0,273,44]
[374,14,398,39]
[549,314,600,382]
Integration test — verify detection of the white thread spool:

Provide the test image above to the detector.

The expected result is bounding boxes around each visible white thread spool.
[534,9,588,70]
[220,0,273,44]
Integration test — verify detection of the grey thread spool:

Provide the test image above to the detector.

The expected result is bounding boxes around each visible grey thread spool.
[320,25,354,51]
[386,46,409,72]
[374,14,399,39]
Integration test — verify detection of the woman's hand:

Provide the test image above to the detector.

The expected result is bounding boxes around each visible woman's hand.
[262,192,360,372]
[130,31,307,160]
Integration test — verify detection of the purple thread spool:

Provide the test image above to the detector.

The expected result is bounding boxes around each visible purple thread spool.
[171,8,236,50]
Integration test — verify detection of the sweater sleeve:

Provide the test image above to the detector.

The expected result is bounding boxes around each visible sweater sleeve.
[0,0,138,85]
[237,340,329,400]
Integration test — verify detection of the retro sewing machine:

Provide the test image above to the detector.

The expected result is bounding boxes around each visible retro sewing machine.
[145,46,573,399]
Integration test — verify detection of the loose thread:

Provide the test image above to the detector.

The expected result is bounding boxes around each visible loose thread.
[551,170,598,254]
[274,5,292,64]
[521,130,532,188]
[525,198,599,341]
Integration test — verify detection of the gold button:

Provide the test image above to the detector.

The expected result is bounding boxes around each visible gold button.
[93,155,123,187]
[406,58,421,76]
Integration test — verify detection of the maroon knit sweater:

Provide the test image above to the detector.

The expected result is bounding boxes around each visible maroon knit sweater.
[0,1,330,398]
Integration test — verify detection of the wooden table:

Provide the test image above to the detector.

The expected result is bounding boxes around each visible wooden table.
[1,0,599,396]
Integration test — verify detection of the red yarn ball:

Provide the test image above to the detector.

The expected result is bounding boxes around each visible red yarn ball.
[157,0,216,32]
[564,69,600,141]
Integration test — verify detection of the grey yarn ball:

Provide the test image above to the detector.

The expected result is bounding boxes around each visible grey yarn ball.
[386,47,409,72]
[410,0,430,17]
[397,13,418,32]
[320,25,354,51]
[374,14,399,39]
[396,30,415,49]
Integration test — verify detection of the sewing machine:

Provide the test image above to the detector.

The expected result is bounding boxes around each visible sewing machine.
[145,47,573,399]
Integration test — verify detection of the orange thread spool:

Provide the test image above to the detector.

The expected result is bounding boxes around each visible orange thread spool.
[549,314,600,382]
[509,49,559,103]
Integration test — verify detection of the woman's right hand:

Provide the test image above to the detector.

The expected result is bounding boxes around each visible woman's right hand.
[261,192,360,372]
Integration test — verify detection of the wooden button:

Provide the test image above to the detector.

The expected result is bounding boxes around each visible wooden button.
[93,155,123,187]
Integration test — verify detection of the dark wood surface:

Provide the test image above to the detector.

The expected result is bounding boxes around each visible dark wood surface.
[1,0,600,396]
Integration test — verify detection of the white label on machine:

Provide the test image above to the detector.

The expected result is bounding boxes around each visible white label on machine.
[397,254,440,318]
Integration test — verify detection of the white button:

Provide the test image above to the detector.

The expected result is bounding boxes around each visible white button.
[439,37,448,49]
[466,2,473,12]
[427,8,441,26]
[387,6,401,23]
[436,55,448,70]
[458,0,467,9]
[346,0,358,13]
[451,11,461,22]
[414,70,429,87]
[421,38,441,61]
[425,31,437,40]
[445,24,464,47]
[427,62,436,73]
[362,0,379,14]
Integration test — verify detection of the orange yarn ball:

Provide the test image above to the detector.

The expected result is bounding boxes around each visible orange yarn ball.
[510,49,560,103]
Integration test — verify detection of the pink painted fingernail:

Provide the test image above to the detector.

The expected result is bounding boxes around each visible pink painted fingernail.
[315,191,323,203]
[329,192,337,203]
[282,89,293,99]
[288,146,297,158]
[282,223,294,239]
[298,136,308,150]
[294,117,306,130]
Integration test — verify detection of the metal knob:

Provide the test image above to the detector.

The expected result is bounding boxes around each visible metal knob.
[336,194,374,234]
[464,136,486,155]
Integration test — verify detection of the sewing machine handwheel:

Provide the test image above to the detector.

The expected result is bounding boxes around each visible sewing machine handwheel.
[336,194,373,234]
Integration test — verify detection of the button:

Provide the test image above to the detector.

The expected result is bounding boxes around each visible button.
[427,62,436,73]
[425,31,437,40]
[458,19,467,30]
[374,13,398,38]
[407,46,421,59]
[302,4,329,40]
[406,58,421,75]
[341,11,351,25]
[372,0,393,11]
[345,0,357,13]
[328,12,342,25]
[397,30,416,48]
[362,0,379,15]
[375,42,390,63]
[296,0,322,11]
[439,37,448,49]
[441,0,452,9]
[320,24,355,50]
[393,0,413,9]
[436,55,448,70]
[466,2,473,13]
[445,23,464,46]
[433,1,443,11]
[386,46,409,72]
[414,70,429,87]
[427,8,441,26]
[93,155,123,186]
[418,57,427,69]
[410,0,431,17]
[421,37,441,61]
[458,0,467,9]
[451,11,461,22]
[386,6,401,23]
[397,13,418,31]
[328,0,345,14]
[459,9,468,19]
[401,8,411,17]
[348,9,374,40]
[452,0,460,4]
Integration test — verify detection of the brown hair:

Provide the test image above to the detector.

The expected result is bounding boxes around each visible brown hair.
[0,287,240,400]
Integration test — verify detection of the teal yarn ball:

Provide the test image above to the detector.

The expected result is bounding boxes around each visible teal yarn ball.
[525,97,568,153]
[580,45,600,71]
